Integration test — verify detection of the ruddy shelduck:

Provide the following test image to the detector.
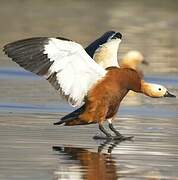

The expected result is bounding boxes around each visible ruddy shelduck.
[3,32,176,140]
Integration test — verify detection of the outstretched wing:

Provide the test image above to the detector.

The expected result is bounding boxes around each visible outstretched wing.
[3,37,106,106]
[86,31,122,69]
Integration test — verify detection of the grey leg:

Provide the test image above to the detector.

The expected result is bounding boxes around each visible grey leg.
[107,118,123,137]
[108,123,123,137]
[107,119,134,140]
[99,124,112,138]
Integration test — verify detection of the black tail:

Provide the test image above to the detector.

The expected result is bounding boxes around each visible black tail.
[54,105,86,125]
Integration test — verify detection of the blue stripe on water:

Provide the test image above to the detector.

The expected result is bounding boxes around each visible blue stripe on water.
[0,68,40,80]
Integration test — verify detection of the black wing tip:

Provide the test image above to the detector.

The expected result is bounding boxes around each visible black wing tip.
[111,32,122,40]
[103,30,122,39]
[3,37,47,54]
[3,36,49,47]
[3,37,54,76]
[3,44,12,58]
[56,37,72,41]
[3,36,71,56]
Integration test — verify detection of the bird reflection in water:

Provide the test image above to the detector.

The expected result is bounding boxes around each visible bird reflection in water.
[53,139,123,180]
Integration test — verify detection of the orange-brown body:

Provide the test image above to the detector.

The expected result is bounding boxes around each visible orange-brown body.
[65,67,142,126]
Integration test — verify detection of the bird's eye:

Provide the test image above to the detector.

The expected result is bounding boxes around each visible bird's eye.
[158,88,161,91]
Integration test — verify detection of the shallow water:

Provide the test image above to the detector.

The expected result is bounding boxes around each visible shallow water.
[0,0,178,180]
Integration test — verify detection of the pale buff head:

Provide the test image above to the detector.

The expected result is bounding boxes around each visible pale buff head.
[121,50,148,70]
[141,81,176,98]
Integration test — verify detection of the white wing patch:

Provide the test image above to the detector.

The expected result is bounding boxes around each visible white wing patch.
[93,39,121,69]
[44,38,107,106]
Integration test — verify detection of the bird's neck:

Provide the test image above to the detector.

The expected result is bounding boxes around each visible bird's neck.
[120,72,155,97]
[115,68,142,93]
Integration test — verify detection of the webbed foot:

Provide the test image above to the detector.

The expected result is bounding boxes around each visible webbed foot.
[93,135,113,140]
[93,135,134,141]
[113,135,134,141]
